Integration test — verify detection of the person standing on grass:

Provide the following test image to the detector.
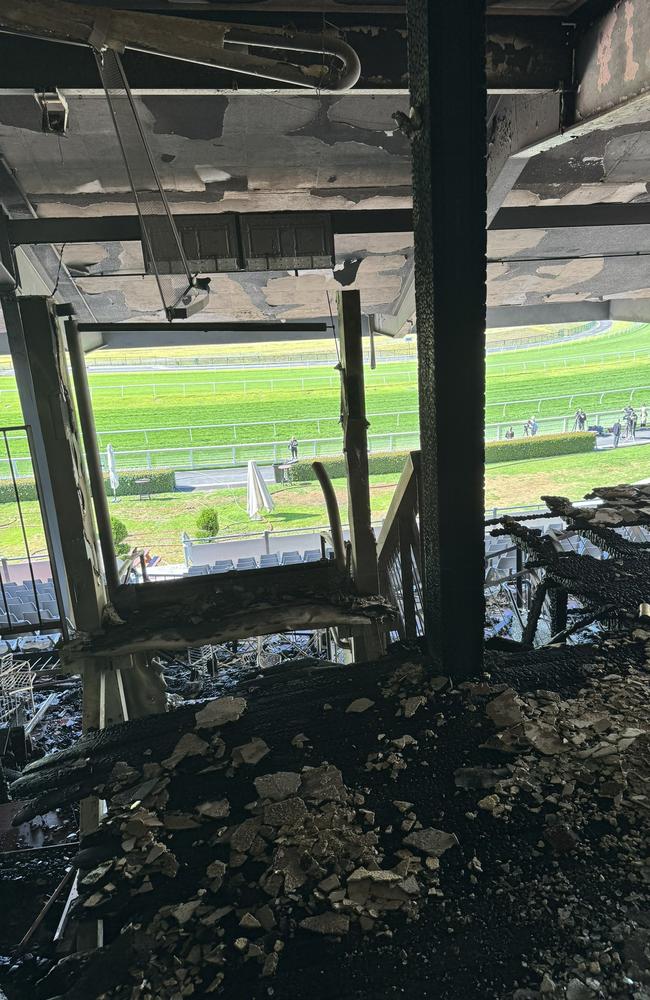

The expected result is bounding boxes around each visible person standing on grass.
[641,404,648,429]
[288,435,299,461]
[631,409,638,441]
[529,416,538,437]
[505,427,514,440]
[523,421,530,437]
[612,420,622,448]
[578,409,587,431]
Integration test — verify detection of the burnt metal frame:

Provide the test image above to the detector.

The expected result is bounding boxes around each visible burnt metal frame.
[6,209,414,249]
[407,0,487,677]
[0,14,573,93]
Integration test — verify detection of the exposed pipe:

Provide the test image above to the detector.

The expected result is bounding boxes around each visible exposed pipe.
[0,0,361,92]
[64,316,121,600]
[312,461,346,572]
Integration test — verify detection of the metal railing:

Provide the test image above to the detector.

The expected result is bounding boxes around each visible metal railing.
[92,407,420,448]
[0,373,417,398]
[0,409,635,479]
[486,383,650,420]
[92,430,422,472]
[80,373,416,398]
[485,408,625,441]
[486,343,650,374]
[0,425,64,637]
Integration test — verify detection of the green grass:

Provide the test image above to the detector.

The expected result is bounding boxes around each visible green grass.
[3,320,650,554]
[0,476,401,563]
[485,441,650,510]
[1,321,649,468]
[4,443,650,563]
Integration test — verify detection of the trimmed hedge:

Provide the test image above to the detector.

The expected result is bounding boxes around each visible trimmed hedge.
[0,468,175,504]
[288,431,597,482]
[288,450,409,483]
[105,469,175,497]
[484,431,597,464]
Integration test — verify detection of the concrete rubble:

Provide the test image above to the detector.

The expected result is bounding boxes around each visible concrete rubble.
[5,630,650,999]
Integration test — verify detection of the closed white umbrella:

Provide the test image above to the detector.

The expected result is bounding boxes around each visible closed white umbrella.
[247,460,274,521]
[107,444,119,501]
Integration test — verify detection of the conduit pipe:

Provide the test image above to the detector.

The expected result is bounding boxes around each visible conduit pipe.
[0,0,361,91]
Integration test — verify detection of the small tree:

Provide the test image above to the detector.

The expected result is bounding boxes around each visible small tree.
[196,507,220,538]
[111,516,130,557]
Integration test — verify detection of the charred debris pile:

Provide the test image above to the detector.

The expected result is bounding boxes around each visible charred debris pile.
[5,634,650,1000]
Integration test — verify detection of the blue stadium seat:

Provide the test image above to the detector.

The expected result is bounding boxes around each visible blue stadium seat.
[303,549,322,563]
[281,551,302,565]
[213,560,234,574]
[237,557,258,571]
[188,565,209,576]
[260,554,279,568]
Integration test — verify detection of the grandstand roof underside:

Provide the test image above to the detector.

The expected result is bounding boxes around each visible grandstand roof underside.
[1,0,650,332]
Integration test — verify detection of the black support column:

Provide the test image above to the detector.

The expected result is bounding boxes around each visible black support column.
[407,0,487,677]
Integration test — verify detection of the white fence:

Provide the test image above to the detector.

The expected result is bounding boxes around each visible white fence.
[0,407,632,479]
[100,430,422,472]
[487,344,650,375]
[486,383,650,420]
[94,407,420,448]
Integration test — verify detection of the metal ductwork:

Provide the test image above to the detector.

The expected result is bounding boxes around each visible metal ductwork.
[0,0,361,91]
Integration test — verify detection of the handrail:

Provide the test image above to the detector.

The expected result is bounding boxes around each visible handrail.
[376,451,422,641]
[376,451,420,559]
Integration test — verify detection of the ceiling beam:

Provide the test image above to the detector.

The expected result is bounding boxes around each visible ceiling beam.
[7,209,414,247]
[0,15,573,93]
[491,203,650,231]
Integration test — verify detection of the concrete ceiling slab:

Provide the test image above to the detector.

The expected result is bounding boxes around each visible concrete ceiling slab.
[3,75,650,325]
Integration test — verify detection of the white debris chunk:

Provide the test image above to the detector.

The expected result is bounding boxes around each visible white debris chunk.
[195,696,247,730]
[254,772,301,801]
[402,828,459,856]
[346,698,376,714]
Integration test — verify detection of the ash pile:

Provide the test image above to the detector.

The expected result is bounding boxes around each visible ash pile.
[5,635,650,1000]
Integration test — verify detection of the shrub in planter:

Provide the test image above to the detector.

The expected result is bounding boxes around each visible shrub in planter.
[196,507,220,538]
[111,517,130,556]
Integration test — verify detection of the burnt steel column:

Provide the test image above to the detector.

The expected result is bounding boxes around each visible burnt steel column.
[407,0,487,677]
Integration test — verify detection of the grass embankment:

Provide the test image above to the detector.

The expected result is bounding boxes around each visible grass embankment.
[3,445,650,563]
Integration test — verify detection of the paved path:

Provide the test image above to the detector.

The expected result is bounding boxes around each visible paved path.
[174,424,650,492]
[175,465,277,491]
[595,427,650,450]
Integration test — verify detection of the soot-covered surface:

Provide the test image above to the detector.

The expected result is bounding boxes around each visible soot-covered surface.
[3,634,650,1000]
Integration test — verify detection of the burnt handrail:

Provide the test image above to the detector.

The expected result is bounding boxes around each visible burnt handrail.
[376,451,423,641]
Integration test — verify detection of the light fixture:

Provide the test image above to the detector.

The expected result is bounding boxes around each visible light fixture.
[34,89,69,135]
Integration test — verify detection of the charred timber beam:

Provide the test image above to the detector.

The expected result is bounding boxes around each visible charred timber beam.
[0,16,572,92]
[338,289,384,662]
[111,561,345,616]
[64,597,394,659]
[546,605,614,647]
[547,585,568,639]
[63,563,395,660]
[407,0,486,674]
[6,210,414,248]
[491,203,650,231]
[521,578,548,646]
